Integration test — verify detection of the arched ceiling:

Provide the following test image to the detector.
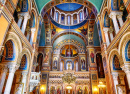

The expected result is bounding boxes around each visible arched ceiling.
[53,34,86,49]
[35,0,103,13]
[56,3,83,11]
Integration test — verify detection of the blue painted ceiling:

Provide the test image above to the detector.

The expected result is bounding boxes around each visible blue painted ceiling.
[56,3,83,12]
[53,34,85,49]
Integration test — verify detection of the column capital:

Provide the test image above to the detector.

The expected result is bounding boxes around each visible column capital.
[103,27,109,33]
[109,12,117,18]
[31,28,36,33]
[18,14,23,19]
[8,63,19,73]
[0,64,8,72]
[112,72,119,80]
[121,64,130,73]
[23,13,30,19]
[116,11,123,17]
[109,27,114,33]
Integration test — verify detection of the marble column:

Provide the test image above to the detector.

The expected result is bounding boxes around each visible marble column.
[103,27,110,46]
[77,14,79,23]
[21,13,30,34]
[117,12,124,27]
[71,15,73,25]
[122,64,130,89]
[65,15,67,25]
[109,12,119,34]
[4,64,19,94]
[22,72,28,93]
[82,11,84,20]
[112,73,119,94]
[30,28,36,45]
[17,14,23,28]
[54,11,56,20]
[0,64,8,94]
[59,14,61,23]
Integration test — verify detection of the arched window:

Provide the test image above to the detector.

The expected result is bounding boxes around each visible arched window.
[30,12,35,28]
[3,40,15,61]
[36,53,43,72]
[104,12,110,27]
[125,40,130,61]
[128,42,130,59]
[19,54,27,70]
[21,0,29,12]
[61,14,65,24]
[79,11,83,22]
[113,55,121,70]
[111,0,119,10]
[56,12,59,22]
[96,53,105,78]
[67,15,71,25]
[84,8,88,18]
[73,14,77,24]
[52,8,55,19]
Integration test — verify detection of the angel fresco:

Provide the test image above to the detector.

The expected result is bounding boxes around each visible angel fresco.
[52,26,56,36]
[79,27,87,35]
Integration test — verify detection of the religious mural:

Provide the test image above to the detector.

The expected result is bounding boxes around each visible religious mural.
[42,74,48,83]
[81,57,86,71]
[83,87,88,94]
[77,86,82,94]
[113,55,121,70]
[50,86,55,94]
[53,57,58,70]
[57,86,61,94]
[89,50,95,64]
[43,49,50,64]
[79,27,87,35]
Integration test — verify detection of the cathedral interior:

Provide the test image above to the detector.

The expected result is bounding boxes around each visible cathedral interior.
[0,0,130,94]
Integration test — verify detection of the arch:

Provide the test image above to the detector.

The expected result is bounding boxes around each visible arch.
[35,0,102,14]
[96,53,105,78]
[2,40,16,61]
[52,31,87,47]
[4,31,22,62]
[112,55,122,70]
[76,85,83,94]
[83,86,89,94]
[108,49,123,72]
[104,11,110,27]
[111,0,119,11]
[101,7,109,26]
[30,8,38,28]
[125,40,130,61]
[54,39,85,54]
[36,53,43,72]
[19,54,27,70]
[21,0,29,12]
[118,31,130,63]
[17,48,31,71]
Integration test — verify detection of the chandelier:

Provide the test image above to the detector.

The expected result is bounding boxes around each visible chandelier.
[62,73,76,84]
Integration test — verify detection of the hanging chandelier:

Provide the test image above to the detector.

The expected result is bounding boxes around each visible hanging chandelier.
[62,73,76,84]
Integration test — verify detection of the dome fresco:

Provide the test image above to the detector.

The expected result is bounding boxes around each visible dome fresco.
[56,3,83,12]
